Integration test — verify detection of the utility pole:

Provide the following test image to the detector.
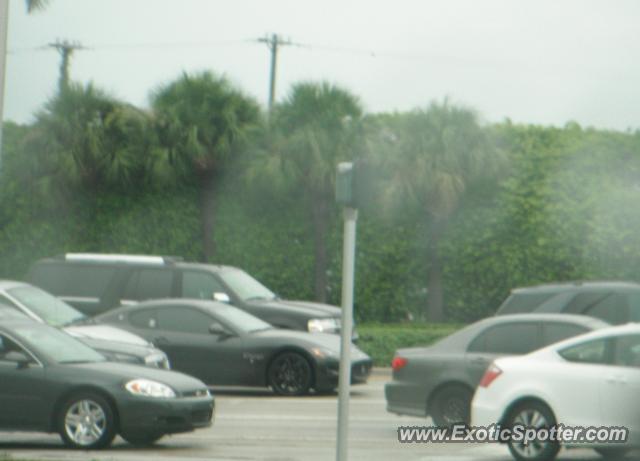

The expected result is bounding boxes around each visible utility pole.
[0,0,9,170]
[48,39,85,92]
[257,34,291,112]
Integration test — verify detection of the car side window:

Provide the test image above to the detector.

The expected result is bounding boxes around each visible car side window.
[156,307,215,335]
[559,338,612,365]
[29,264,116,298]
[123,268,173,301]
[129,309,158,329]
[182,272,227,300]
[613,334,640,368]
[0,334,29,362]
[585,294,629,325]
[468,323,539,354]
[541,323,588,347]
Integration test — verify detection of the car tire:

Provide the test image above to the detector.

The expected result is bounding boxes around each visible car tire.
[594,448,629,459]
[122,432,164,446]
[57,392,116,449]
[268,351,313,396]
[430,384,473,427]
[506,401,560,461]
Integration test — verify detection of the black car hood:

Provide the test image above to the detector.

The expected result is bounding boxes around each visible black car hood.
[64,361,206,393]
[252,299,341,318]
[254,329,370,360]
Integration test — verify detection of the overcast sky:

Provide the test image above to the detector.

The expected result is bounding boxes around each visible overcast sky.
[6,0,640,130]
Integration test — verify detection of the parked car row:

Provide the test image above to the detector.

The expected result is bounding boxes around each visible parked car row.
[0,252,373,449]
[386,280,640,461]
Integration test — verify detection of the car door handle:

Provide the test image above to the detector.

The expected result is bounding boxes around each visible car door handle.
[153,336,170,345]
[471,357,489,364]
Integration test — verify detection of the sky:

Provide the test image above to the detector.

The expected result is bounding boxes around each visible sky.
[5,0,640,131]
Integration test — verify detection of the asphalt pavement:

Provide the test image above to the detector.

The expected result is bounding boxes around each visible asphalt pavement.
[0,369,624,460]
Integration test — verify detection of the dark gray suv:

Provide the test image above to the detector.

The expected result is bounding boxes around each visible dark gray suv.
[27,253,350,338]
[495,281,640,325]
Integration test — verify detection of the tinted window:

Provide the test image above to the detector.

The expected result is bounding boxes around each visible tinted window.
[563,292,610,314]
[7,286,85,327]
[613,334,640,368]
[156,307,214,335]
[541,323,588,347]
[30,264,116,298]
[129,309,157,329]
[182,272,227,300]
[123,268,173,300]
[629,293,640,322]
[497,293,555,314]
[585,294,628,325]
[14,324,105,364]
[468,323,539,354]
[218,269,276,302]
[559,338,611,364]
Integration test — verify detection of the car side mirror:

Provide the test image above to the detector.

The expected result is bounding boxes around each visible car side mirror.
[213,292,231,303]
[209,323,233,338]
[4,351,31,369]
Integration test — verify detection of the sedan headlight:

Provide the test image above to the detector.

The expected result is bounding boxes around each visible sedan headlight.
[308,317,340,333]
[125,379,176,398]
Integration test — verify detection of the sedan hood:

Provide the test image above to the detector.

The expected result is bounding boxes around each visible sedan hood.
[67,361,207,394]
[64,324,151,346]
[252,299,341,318]
[255,329,370,360]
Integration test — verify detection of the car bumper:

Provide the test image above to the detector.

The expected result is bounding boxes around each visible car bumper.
[385,380,430,417]
[118,395,215,437]
[315,358,373,391]
[471,392,503,427]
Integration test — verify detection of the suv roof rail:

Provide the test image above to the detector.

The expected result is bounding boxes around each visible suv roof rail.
[62,253,183,265]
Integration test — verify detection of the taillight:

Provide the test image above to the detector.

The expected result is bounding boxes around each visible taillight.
[479,364,502,388]
[392,356,408,370]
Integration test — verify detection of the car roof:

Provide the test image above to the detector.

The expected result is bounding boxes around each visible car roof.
[483,312,610,328]
[0,279,32,291]
[511,280,640,294]
[34,254,240,273]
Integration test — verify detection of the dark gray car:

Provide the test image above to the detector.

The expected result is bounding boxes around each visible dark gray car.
[95,298,372,395]
[495,280,640,325]
[27,253,352,338]
[385,313,609,426]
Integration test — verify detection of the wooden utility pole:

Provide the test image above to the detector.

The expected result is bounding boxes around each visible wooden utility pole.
[257,34,291,112]
[48,39,86,92]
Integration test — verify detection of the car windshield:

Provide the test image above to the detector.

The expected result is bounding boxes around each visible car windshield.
[215,305,273,334]
[13,323,105,364]
[219,270,276,302]
[7,286,85,327]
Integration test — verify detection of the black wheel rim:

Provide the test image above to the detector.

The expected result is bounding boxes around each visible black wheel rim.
[442,395,469,425]
[270,353,311,395]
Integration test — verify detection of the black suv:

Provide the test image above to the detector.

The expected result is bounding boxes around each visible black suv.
[27,253,349,337]
[495,281,640,325]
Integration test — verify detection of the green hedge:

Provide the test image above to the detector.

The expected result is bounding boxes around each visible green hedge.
[357,323,462,366]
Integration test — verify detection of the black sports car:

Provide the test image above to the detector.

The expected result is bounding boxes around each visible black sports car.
[95,299,373,395]
[0,318,214,449]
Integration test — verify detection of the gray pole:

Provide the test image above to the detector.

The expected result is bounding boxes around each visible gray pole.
[0,0,9,170]
[336,206,358,461]
[267,33,278,112]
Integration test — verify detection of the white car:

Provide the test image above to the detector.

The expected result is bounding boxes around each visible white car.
[472,323,640,461]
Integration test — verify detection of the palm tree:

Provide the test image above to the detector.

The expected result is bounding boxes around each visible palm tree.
[271,81,363,302]
[151,71,261,262]
[35,82,159,191]
[380,100,497,321]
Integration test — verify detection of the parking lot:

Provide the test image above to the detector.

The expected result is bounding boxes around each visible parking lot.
[0,370,626,461]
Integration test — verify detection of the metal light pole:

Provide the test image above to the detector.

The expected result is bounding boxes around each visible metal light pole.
[0,0,10,170]
[335,162,358,461]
